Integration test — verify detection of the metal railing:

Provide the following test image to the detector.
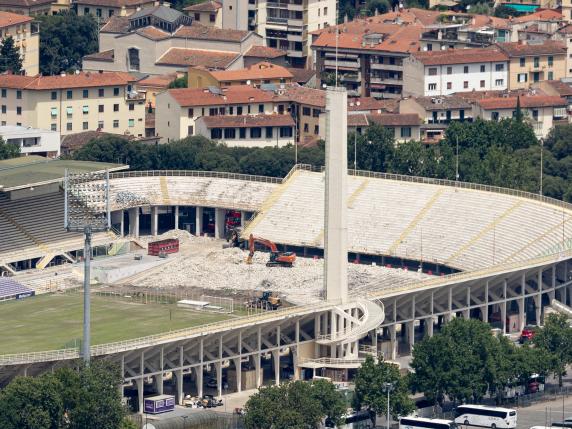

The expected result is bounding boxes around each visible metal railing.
[298,357,366,366]
[109,170,283,185]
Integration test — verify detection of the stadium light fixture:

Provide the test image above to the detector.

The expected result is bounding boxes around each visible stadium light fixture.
[64,169,111,364]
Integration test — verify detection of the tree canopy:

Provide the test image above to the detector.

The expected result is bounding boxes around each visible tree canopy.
[0,138,19,160]
[243,379,346,429]
[533,313,572,387]
[37,11,98,75]
[0,36,23,74]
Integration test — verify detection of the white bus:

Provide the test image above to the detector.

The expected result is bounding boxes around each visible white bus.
[399,417,457,429]
[454,405,517,428]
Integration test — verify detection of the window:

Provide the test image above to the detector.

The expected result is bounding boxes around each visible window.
[113,120,119,128]
[83,121,88,130]
[188,125,194,136]
[251,127,261,138]
[129,103,135,111]
[428,67,438,76]
[188,108,194,117]
[428,83,437,91]
[463,66,469,74]
[67,90,73,99]
[446,66,452,75]
[463,81,469,88]
[401,127,412,138]
[1,89,6,98]
[109,10,114,17]
[82,105,89,114]
[532,109,539,121]
[66,123,72,131]
[16,106,21,115]
[96,8,102,16]
[16,90,21,99]
[113,104,119,112]
[83,89,89,98]
[1,105,5,114]
[302,107,311,116]
[209,108,218,116]
[446,82,452,90]
[194,13,200,20]
[237,106,243,115]
[281,126,293,138]
[491,111,499,121]
[534,57,540,68]
[548,56,554,67]
[480,80,485,88]
[314,125,320,135]
[258,104,264,113]
[98,104,104,113]
[312,109,320,118]
[113,87,119,96]
[324,6,328,15]
[224,128,236,139]
[480,65,485,73]
[98,120,104,129]
[495,79,504,86]
[520,57,525,67]
[98,88,105,97]
[128,119,135,127]
[494,64,504,72]
[303,123,308,132]
[51,91,57,100]
[247,105,251,114]
[210,14,215,22]
[84,7,89,14]
[239,128,246,139]
[518,73,528,83]
[318,8,320,16]
[128,48,140,71]
[51,107,57,118]
[548,71,554,80]
[51,123,57,131]
[211,128,222,139]
[266,126,273,138]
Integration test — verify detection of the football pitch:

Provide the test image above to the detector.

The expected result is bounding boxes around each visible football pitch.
[0,293,234,354]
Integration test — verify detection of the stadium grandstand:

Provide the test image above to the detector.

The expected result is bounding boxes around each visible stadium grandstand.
[0,278,34,302]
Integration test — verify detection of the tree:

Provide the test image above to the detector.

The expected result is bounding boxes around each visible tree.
[37,11,98,75]
[168,74,188,88]
[0,36,23,74]
[494,4,521,18]
[243,380,345,429]
[354,356,414,424]
[533,313,572,387]
[0,138,19,160]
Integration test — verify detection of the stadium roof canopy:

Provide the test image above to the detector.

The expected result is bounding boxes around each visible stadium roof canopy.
[0,156,128,192]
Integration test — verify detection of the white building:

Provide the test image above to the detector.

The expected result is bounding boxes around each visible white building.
[402,47,509,97]
[0,126,60,157]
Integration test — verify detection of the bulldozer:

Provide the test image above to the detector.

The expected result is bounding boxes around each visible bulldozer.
[250,290,282,310]
[245,234,296,267]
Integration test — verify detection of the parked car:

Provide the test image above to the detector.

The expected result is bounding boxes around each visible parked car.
[520,326,536,343]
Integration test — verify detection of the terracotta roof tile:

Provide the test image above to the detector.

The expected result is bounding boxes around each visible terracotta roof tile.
[287,68,315,85]
[83,49,115,62]
[210,62,293,82]
[201,114,294,128]
[542,80,572,97]
[368,113,421,126]
[513,9,563,23]
[61,130,133,154]
[411,47,508,66]
[497,40,567,57]
[408,95,472,110]
[280,83,325,108]
[100,15,130,33]
[244,45,287,58]
[73,0,152,6]
[347,113,369,127]
[348,97,398,113]
[0,11,32,28]
[173,22,249,42]
[477,95,566,110]
[184,0,221,12]
[168,85,279,107]
[135,25,171,40]
[156,48,239,68]
[137,73,178,88]
[0,71,136,90]
[0,0,55,6]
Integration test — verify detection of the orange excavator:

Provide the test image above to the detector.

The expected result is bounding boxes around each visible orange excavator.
[246,234,296,267]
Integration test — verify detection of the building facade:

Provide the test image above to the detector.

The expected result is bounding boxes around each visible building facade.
[0,12,40,76]
[0,0,69,15]
[73,0,162,21]
[0,72,145,138]
[0,125,60,157]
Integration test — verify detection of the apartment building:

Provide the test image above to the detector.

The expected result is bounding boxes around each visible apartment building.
[184,0,222,27]
[0,12,40,76]
[473,94,567,137]
[497,40,567,89]
[73,0,163,21]
[0,125,60,157]
[0,71,145,138]
[187,62,293,89]
[0,0,69,15]
[403,48,509,97]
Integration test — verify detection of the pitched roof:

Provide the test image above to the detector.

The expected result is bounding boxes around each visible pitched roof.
[0,71,136,90]
[280,84,325,108]
[156,48,239,69]
[73,0,152,6]
[184,0,222,12]
[244,45,287,59]
[83,49,115,62]
[513,9,563,23]
[348,97,398,113]
[541,80,572,97]
[134,25,171,40]
[497,40,567,57]
[477,95,566,110]
[137,73,178,88]
[408,95,472,110]
[0,11,32,28]
[0,0,55,6]
[100,15,130,33]
[173,22,250,42]
[60,131,133,154]
[168,85,279,107]
[210,62,293,82]
[287,68,315,85]
[129,4,183,23]
[347,113,369,127]
[368,113,421,126]
[411,47,508,66]
[200,114,295,128]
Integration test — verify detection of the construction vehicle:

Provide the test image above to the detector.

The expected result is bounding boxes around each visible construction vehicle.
[248,290,282,310]
[246,234,296,267]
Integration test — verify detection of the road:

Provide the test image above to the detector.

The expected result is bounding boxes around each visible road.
[516,395,572,428]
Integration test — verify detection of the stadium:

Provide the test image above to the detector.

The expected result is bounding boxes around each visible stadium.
[2,94,572,413]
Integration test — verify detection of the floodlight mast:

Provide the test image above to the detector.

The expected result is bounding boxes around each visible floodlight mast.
[64,169,111,364]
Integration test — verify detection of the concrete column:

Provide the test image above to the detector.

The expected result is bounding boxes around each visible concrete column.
[534,294,541,325]
[518,297,526,331]
[293,350,300,380]
[407,321,415,352]
[174,205,179,230]
[324,88,348,304]
[501,300,507,334]
[197,365,203,398]
[119,356,125,399]
[216,361,223,397]
[175,370,183,404]
[255,353,261,388]
[128,208,139,238]
[195,206,203,236]
[371,329,378,351]
[120,210,125,236]
[151,206,158,236]
[273,350,280,385]
[136,378,144,414]
[240,210,247,226]
[156,348,164,394]
[425,317,434,338]
[234,357,242,393]
[389,324,397,360]
[215,208,225,239]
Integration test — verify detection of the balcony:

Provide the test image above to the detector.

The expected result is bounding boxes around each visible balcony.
[287,33,303,42]
[324,59,359,68]
[267,1,288,7]
[287,18,303,27]
[370,62,402,71]
[126,91,145,101]
[341,72,360,82]
[287,49,304,57]
[370,76,402,85]
[267,16,288,25]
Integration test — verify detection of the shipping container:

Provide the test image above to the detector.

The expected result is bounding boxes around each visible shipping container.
[148,238,179,256]
[144,395,175,414]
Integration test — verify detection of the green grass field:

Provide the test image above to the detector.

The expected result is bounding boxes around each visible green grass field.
[0,293,234,354]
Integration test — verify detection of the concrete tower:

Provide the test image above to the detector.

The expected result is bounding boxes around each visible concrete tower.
[324,87,348,304]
